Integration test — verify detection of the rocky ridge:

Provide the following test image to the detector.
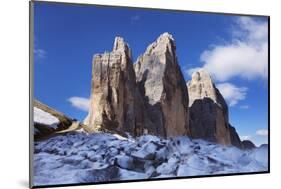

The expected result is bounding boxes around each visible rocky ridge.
[85,33,190,138]
[83,33,254,148]
[34,33,256,148]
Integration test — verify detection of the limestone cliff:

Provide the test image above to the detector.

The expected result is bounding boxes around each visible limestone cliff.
[85,37,137,134]
[134,33,190,137]
[187,69,231,145]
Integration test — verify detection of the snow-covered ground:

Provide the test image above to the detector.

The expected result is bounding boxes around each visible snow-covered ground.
[33,132,268,186]
[34,107,60,129]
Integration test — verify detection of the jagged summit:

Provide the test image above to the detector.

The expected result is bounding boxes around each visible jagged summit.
[85,35,136,133]
[145,32,176,56]
[191,68,212,82]
[188,68,219,106]
[113,36,128,51]
[93,37,131,59]
[157,32,174,42]
[85,34,245,147]
[112,36,132,58]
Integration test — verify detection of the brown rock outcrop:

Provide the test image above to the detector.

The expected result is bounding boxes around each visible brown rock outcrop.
[86,37,147,135]
[187,69,231,145]
[134,33,190,137]
[84,33,244,146]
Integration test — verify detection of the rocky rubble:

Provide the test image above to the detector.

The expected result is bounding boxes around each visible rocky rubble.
[33,132,268,186]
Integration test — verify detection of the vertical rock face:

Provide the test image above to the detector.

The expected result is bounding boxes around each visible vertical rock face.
[229,124,243,148]
[187,69,231,145]
[134,33,190,137]
[84,33,243,147]
[86,37,138,134]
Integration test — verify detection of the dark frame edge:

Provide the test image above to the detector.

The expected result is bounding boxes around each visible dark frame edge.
[32,0,270,18]
[267,16,270,173]
[29,1,35,188]
[32,171,270,188]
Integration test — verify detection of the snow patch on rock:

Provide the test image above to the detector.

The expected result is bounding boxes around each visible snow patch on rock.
[34,107,60,129]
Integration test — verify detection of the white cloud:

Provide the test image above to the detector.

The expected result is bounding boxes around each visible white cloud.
[241,135,251,140]
[216,82,247,106]
[34,37,47,60]
[34,48,46,59]
[189,17,268,82]
[240,105,250,109]
[185,67,201,77]
[68,97,90,112]
[256,129,268,136]
[130,15,140,24]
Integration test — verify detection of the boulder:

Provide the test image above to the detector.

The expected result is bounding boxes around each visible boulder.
[187,69,231,145]
[77,166,119,183]
[115,155,134,170]
[134,32,190,137]
[156,162,178,175]
[131,142,157,160]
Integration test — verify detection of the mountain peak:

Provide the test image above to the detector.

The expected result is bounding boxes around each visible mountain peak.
[113,36,131,58]
[189,68,228,110]
[188,68,217,105]
[191,68,212,82]
[113,36,128,51]
[157,32,174,42]
[145,32,175,55]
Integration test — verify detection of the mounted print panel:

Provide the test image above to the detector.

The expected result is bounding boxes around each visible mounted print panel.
[30,1,269,188]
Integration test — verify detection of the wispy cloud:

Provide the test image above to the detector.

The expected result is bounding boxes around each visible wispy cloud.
[256,129,268,136]
[34,48,47,59]
[187,17,268,82]
[240,105,250,109]
[216,82,247,106]
[34,37,47,60]
[240,129,268,145]
[185,67,201,77]
[130,15,140,24]
[68,97,90,112]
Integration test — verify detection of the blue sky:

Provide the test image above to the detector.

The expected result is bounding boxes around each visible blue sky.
[33,2,268,146]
